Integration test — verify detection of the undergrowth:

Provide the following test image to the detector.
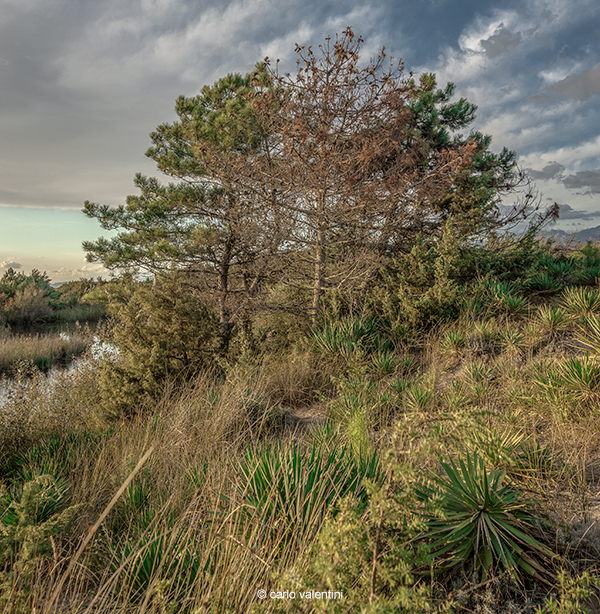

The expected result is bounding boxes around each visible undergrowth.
[1,242,600,612]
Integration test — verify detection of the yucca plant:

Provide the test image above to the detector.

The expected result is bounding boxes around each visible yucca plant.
[527,273,562,294]
[499,329,526,354]
[576,265,600,286]
[575,313,600,356]
[496,293,529,317]
[546,258,576,280]
[237,441,382,547]
[109,524,203,604]
[311,317,388,357]
[404,385,434,412]
[465,429,561,481]
[1,473,72,528]
[514,440,564,480]
[440,331,467,357]
[465,360,494,386]
[532,362,567,407]
[470,319,499,347]
[311,325,354,356]
[416,453,554,582]
[464,360,494,403]
[477,281,528,316]
[371,349,397,377]
[536,305,571,336]
[556,356,600,406]
[391,377,412,395]
[466,429,527,471]
[561,286,600,317]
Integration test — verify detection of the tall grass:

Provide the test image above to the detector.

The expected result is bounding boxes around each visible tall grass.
[0,329,92,375]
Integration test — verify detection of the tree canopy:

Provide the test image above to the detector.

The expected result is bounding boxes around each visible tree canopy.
[83,28,542,336]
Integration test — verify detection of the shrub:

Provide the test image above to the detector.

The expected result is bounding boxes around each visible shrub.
[311,317,392,359]
[555,356,600,407]
[473,280,529,317]
[440,330,468,357]
[574,313,600,356]
[108,522,203,606]
[0,474,78,606]
[373,228,463,328]
[536,306,571,336]
[96,272,219,416]
[3,286,52,327]
[527,273,562,294]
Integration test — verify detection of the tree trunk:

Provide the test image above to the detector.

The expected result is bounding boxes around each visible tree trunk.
[218,235,234,351]
[312,196,327,327]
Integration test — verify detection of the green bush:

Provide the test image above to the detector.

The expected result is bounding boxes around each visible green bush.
[374,231,463,327]
[0,474,78,606]
[96,272,219,416]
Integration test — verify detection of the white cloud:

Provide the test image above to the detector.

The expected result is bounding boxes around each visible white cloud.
[49,263,108,281]
[415,0,600,221]
[520,135,600,172]
[0,260,22,270]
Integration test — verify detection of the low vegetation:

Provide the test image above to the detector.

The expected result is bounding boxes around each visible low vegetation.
[0,270,106,374]
[0,328,95,376]
[0,269,105,331]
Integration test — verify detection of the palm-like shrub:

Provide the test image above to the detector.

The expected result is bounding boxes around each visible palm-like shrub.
[465,429,561,481]
[109,524,202,604]
[417,453,553,581]
[470,319,499,348]
[500,329,526,354]
[237,441,382,547]
[475,281,528,316]
[575,313,600,356]
[536,305,571,336]
[371,349,397,377]
[546,258,576,280]
[556,356,600,406]
[527,273,562,294]
[577,265,600,285]
[497,293,529,317]
[561,286,600,317]
[440,331,467,357]
[404,385,434,412]
[311,317,391,357]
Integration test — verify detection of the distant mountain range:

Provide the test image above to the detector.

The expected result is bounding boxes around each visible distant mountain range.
[543,225,600,244]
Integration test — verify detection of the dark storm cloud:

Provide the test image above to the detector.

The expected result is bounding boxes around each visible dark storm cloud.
[2,0,508,212]
[480,25,522,58]
[527,162,565,181]
[562,169,600,195]
[547,63,600,102]
[1,0,600,226]
[556,204,596,220]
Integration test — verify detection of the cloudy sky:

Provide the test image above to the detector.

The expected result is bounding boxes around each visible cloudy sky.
[1,0,599,281]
